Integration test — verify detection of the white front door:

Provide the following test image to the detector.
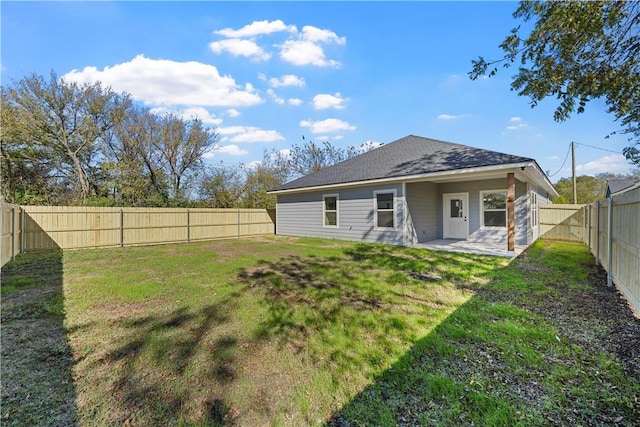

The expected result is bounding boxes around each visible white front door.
[443,193,469,239]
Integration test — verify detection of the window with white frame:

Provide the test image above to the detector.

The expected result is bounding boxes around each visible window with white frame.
[375,191,395,228]
[323,194,338,227]
[531,192,538,227]
[481,190,507,227]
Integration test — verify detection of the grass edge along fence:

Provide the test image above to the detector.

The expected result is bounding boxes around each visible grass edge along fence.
[583,186,640,316]
[540,187,640,315]
[0,203,275,267]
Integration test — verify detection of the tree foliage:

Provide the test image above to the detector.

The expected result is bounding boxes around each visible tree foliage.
[1,73,218,206]
[552,170,640,203]
[470,1,640,163]
[1,72,132,202]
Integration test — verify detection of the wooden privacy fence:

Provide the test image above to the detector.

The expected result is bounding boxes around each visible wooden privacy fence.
[539,204,585,242]
[583,186,640,315]
[539,189,640,315]
[1,204,275,267]
[1,202,22,267]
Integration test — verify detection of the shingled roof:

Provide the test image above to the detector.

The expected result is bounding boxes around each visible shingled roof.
[273,135,534,192]
[605,179,639,196]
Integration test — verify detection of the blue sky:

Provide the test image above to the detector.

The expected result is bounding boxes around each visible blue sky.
[2,1,637,181]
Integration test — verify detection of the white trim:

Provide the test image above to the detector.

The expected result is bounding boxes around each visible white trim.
[443,192,469,239]
[269,162,534,195]
[322,193,339,228]
[373,189,397,230]
[479,189,507,227]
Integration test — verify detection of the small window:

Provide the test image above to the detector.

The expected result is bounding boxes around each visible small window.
[531,192,538,227]
[323,194,338,227]
[481,191,507,227]
[375,191,395,228]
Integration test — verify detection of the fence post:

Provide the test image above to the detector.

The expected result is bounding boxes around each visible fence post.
[20,207,25,254]
[237,208,241,238]
[587,204,591,252]
[120,208,124,248]
[595,201,600,266]
[607,197,613,287]
[10,207,15,261]
[186,209,190,243]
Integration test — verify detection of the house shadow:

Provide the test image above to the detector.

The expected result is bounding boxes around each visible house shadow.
[0,249,78,426]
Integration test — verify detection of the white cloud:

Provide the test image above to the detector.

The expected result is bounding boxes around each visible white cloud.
[209,39,271,61]
[506,123,528,130]
[218,126,284,143]
[575,154,632,175]
[299,25,346,44]
[63,54,262,107]
[214,19,296,38]
[149,106,222,126]
[505,116,529,130]
[215,144,249,156]
[269,74,305,88]
[299,118,356,134]
[257,73,267,81]
[288,98,303,106]
[437,114,462,120]
[268,148,292,161]
[278,25,346,67]
[547,155,559,160]
[312,92,347,110]
[266,88,285,104]
[226,109,240,117]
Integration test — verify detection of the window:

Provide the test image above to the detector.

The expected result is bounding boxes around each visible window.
[531,192,538,227]
[375,191,395,228]
[323,194,338,227]
[481,191,507,227]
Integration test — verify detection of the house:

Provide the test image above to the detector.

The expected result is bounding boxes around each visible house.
[269,135,558,255]
[605,179,640,198]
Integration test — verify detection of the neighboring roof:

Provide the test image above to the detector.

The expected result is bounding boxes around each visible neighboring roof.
[606,179,638,196]
[273,135,539,192]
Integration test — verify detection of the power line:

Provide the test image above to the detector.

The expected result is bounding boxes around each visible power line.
[548,143,572,177]
[575,142,621,154]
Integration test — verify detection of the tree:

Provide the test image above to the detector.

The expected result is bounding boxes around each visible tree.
[198,163,244,208]
[108,106,219,206]
[553,175,607,204]
[552,170,640,203]
[241,163,287,209]
[1,72,132,201]
[268,138,381,180]
[157,114,217,203]
[470,1,640,163]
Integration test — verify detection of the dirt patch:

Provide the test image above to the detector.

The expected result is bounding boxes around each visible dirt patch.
[514,251,640,377]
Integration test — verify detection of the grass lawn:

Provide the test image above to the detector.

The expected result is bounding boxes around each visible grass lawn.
[1,236,639,426]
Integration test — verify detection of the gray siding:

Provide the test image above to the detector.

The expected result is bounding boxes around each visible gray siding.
[406,182,439,243]
[276,183,405,245]
[440,178,528,244]
[277,176,537,247]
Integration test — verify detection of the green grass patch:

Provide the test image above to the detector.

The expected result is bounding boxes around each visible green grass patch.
[2,237,638,426]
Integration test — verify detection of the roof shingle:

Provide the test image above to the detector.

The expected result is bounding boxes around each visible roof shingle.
[274,135,533,191]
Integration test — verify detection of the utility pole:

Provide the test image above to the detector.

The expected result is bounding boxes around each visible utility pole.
[572,141,577,204]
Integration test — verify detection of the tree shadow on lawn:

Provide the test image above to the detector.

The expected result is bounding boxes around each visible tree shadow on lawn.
[237,243,504,401]
[91,296,241,426]
[1,250,78,427]
[327,244,640,426]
